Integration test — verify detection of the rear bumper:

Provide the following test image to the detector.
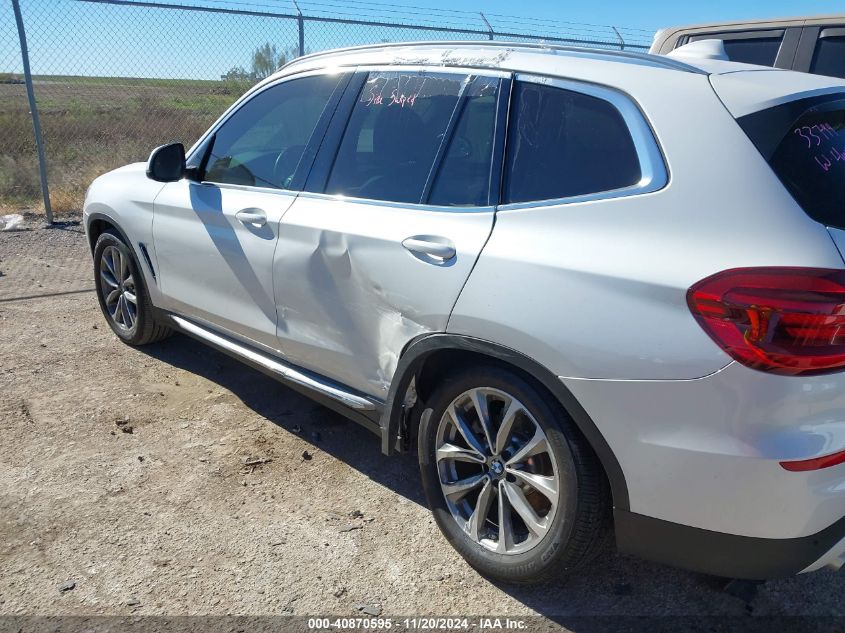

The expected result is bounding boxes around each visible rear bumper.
[562,363,845,540]
[561,362,845,577]
[615,510,845,579]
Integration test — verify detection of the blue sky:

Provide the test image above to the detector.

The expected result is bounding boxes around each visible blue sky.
[406,0,842,31]
[2,0,842,79]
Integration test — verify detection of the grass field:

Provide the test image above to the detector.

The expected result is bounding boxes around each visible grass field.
[0,75,253,213]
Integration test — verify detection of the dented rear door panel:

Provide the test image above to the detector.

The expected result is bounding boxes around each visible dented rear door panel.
[273,195,495,399]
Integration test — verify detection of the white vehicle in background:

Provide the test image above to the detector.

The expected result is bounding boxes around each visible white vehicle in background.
[84,41,845,582]
[651,14,845,79]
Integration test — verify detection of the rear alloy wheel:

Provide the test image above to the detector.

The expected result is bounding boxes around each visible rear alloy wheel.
[436,387,559,554]
[419,366,611,583]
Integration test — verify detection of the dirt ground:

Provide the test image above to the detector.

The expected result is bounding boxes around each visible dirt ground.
[1,216,844,625]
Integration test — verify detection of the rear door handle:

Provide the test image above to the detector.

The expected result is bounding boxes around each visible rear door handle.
[235,208,267,227]
[402,237,456,261]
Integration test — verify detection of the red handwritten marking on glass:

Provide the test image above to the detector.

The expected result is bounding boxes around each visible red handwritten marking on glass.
[364,89,384,106]
[816,154,833,172]
[793,122,845,173]
[363,75,428,108]
[365,88,420,107]
[388,88,418,107]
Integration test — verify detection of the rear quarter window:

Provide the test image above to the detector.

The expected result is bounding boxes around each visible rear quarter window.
[503,81,642,204]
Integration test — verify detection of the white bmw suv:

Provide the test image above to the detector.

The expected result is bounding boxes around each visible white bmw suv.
[84,41,845,583]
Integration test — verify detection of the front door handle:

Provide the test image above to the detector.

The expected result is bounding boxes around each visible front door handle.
[402,237,456,261]
[235,208,267,227]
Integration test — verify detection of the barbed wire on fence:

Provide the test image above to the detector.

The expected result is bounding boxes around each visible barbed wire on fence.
[2,0,656,219]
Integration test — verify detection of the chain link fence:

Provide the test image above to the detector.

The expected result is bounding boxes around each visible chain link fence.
[1,0,653,220]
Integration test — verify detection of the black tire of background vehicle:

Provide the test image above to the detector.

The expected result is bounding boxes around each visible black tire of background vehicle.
[93,229,172,346]
[418,364,612,584]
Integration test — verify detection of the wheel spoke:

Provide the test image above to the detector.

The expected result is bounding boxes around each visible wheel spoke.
[103,249,117,278]
[447,404,487,458]
[123,290,137,306]
[496,481,514,553]
[100,269,118,289]
[120,294,133,328]
[505,427,549,467]
[502,480,548,537]
[506,467,558,505]
[470,389,495,455]
[114,249,125,282]
[105,288,121,306]
[436,442,485,464]
[494,399,522,455]
[466,478,495,542]
[113,295,124,325]
[441,473,485,500]
[126,296,137,327]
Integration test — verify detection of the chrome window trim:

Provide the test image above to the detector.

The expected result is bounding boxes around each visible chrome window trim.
[295,190,496,214]
[496,73,669,212]
[190,180,301,197]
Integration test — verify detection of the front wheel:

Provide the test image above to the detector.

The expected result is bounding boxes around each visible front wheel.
[93,229,171,346]
[418,365,611,583]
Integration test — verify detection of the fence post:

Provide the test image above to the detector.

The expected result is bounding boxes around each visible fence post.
[611,26,625,51]
[11,0,52,224]
[479,12,494,40]
[292,0,305,57]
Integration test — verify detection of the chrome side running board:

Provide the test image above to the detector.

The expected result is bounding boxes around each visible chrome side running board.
[171,316,376,411]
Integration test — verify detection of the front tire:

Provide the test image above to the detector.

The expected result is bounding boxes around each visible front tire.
[418,365,611,583]
[93,229,171,346]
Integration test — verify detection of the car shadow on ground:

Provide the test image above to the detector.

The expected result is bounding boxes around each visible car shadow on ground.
[140,333,843,621]
[140,332,426,506]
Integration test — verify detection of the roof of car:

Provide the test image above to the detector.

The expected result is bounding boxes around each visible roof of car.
[267,41,845,119]
[278,40,751,78]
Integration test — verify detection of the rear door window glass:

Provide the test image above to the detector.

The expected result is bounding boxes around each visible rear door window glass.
[428,78,500,206]
[811,36,845,79]
[204,74,340,189]
[324,71,471,204]
[503,81,641,204]
[721,37,782,66]
[766,100,845,228]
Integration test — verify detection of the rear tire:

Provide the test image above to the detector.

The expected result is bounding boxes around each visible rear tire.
[418,364,611,583]
[93,229,171,346]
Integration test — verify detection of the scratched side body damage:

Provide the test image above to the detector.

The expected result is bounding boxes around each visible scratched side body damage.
[270,70,500,398]
[273,201,495,398]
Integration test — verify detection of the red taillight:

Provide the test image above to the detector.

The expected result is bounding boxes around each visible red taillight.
[780,449,845,472]
[687,267,845,376]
